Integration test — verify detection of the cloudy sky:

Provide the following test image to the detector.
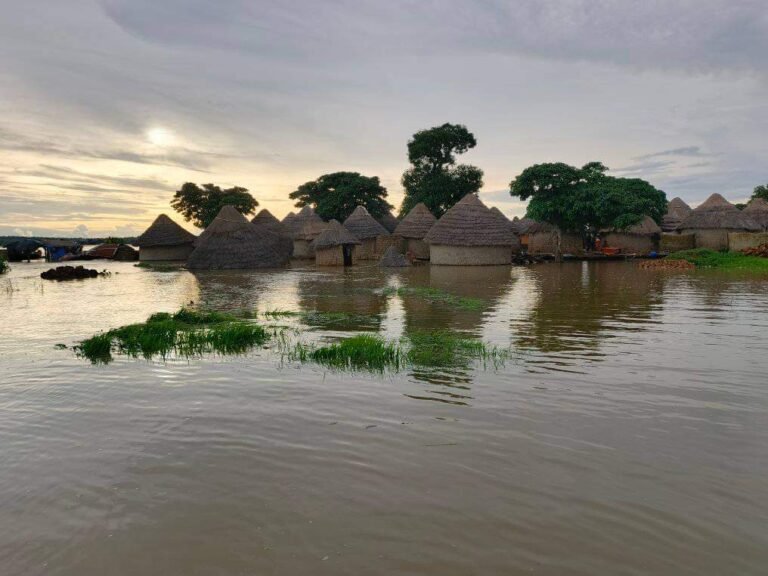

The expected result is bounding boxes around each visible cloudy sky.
[2,0,767,236]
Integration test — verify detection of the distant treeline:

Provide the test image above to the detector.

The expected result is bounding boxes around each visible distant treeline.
[0,236,138,247]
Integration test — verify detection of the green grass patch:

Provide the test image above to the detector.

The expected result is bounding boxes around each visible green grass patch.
[405,330,505,368]
[262,309,377,328]
[668,249,768,271]
[76,307,269,364]
[381,286,485,310]
[301,334,402,372]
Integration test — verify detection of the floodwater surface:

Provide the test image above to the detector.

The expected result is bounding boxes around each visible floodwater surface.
[1,260,767,575]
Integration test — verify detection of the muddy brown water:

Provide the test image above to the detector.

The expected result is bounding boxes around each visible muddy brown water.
[1,260,767,575]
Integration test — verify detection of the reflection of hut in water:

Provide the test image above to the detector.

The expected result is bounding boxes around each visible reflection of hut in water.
[662,197,692,232]
[512,262,664,360]
[744,198,768,230]
[312,220,360,266]
[252,209,293,259]
[343,206,389,260]
[525,221,583,255]
[376,210,399,233]
[677,193,760,250]
[425,194,516,265]
[602,216,661,254]
[289,206,327,258]
[296,272,386,330]
[136,214,196,261]
[187,205,290,270]
[393,203,436,260]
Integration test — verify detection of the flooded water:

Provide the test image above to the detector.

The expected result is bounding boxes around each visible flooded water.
[1,260,767,575]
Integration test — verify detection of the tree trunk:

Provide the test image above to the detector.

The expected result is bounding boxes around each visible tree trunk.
[555,228,563,263]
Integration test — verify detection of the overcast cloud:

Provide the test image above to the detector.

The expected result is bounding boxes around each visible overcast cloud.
[1,0,767,235]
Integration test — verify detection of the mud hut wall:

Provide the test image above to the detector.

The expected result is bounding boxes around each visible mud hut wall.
[315,245,354,266]
[691,229,730,251]
[660,233,695,252]
[355,238,378,260]
[603,233,657,254]
[527,232,582,255]
[404,238,430,260]
[293,239,313,259]
[375,235,403,257]
[140,245,194,261]
[728,232,768,252]
[429,245,511,266]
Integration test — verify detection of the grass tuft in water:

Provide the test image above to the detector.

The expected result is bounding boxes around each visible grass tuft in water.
[668,249,768,271]
[405,331,507,368]
[76,307,269,364]
[381,286,485,310]
[303,334,402,372]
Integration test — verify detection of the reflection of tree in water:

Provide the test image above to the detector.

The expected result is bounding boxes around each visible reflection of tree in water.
[399,265,515,399]
[513,263,666,364]
[296,269,386,331]
[190,270,272,312]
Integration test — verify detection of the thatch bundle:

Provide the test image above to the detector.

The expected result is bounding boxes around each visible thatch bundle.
[376,210,399,233]
[136,214,196,247]
[662,197,692,232]
[379,246,410,267]
[252,209,293,258]
[187,205,290,269]
[312,220,360,249]
[678,193,760,231]
[343,205,389,240]
[745,198,768,230]
[425,194,516,246]
[393,203,436,239]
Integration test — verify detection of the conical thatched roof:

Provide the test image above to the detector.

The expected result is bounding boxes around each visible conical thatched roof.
[376,211,399,233]
[424,194,516,247]
[393,203,436,239]
[511,217,536,235]
[489,207,522,249]
[252,209,293,258]
[662,197,692,232]
[606,215,662,235]
[379,246,410,267]
[136,214,196,247]
[312,220,360,249]
[187,205,290,269]
[282,212,297,226]
[745,198,768,229]
[343,206,389,240]
[291,206,327,240]
[678,193,761,231]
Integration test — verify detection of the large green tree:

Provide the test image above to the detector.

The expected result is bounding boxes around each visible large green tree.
[289,171,392,222]
[509,162,667,258]
[400,123,483,217]
[752,183,768,202]
[171,182,258,229]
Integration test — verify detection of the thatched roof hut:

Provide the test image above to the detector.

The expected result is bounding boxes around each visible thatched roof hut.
[745,198,768,230]
[344,206,389,240]
[520,220,584,255]
[379,246,410,267]
[137,214,196,248]
[394,203,436,239]
[187,205,290,269]
[252,209,293,258]
[662,197,692,232]
[292,206,326,240]
[282,211,297,227]
[424,194,516,265]
[603,216,662,254]
[678,193,761,250]
[376,210,399,233]
[312,220,360,266]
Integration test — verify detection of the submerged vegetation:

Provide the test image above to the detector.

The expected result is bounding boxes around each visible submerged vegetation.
[0,259,8,274]
[76,308,269,364]
[134,262,183,272]
[668,249,768,271]
[381,286,485,310]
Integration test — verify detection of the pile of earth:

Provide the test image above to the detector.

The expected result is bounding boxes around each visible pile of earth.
[638,259,695,271]
[741,243,768,257]
[41,266,102,281]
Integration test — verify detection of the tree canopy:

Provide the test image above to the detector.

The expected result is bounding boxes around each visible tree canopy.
[289,171,392,222]
[171,182,258,229]
[752,183,768,202]
[509,161,667,238]
[400,123,483,217]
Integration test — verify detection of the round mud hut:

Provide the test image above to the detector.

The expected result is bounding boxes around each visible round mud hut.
[662,197,692,233]
[290,206,327,259]
[745,198,768,230]
[187,205,291,270]
[136,214,197,261]
[312,220,360,266]
[252,209,293,259]
[424,194,516,265]
[393,203,437,260]
[602,216,662,254]
[490,206,522,255]
[343,206,390,260]
[525,221,583,255]
[677,193,761,250]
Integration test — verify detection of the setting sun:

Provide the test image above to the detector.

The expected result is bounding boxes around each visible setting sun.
[146,126,175,147]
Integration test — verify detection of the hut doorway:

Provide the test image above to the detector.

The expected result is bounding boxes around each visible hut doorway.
[343,245,353,266]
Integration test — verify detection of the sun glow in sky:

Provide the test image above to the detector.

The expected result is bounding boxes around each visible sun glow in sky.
[1,1,767,237]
